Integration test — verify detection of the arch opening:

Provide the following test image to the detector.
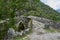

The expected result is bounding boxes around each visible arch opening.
[18,22,25,32]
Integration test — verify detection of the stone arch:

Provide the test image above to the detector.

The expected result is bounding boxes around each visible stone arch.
[18,22,25,32]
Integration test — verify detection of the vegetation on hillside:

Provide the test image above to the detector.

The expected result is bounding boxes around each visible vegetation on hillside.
[0,0,60,40]
[0,0,60,21]
[23,0,60,22]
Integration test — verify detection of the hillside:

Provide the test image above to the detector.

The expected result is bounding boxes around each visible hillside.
[0,0,60,21]
[23,0,60,22]
[0,0,60,40]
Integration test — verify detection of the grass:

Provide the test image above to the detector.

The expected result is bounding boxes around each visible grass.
[45,28,60,33]
[14,36,29,40]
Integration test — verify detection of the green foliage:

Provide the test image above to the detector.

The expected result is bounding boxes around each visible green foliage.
[0,22,9,39]
[0,18,16,39]
[23,0,60,22]
[0,0,60,21]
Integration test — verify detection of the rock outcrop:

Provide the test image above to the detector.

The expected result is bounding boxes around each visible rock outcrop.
[27,16,60,40]
[28,16,60,29]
